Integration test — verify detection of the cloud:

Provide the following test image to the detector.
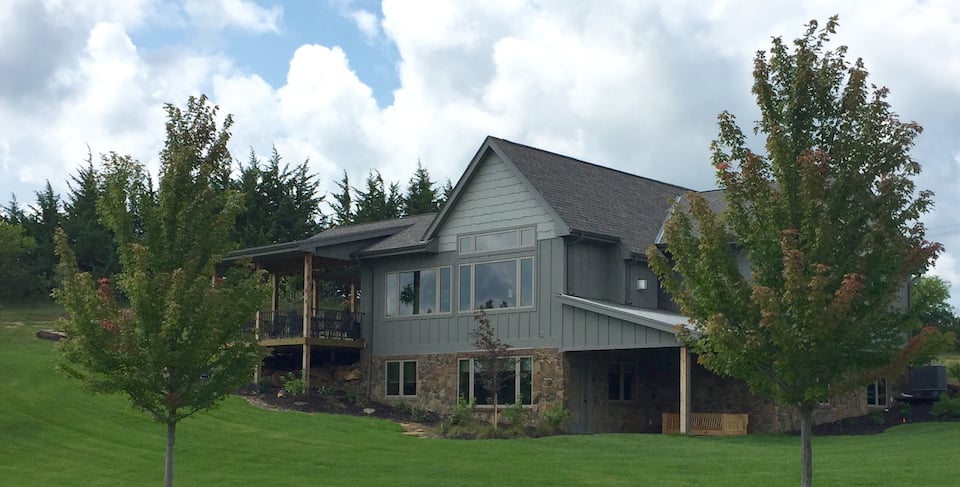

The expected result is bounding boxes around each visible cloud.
[350,9,380,41]
[182,0,282,33]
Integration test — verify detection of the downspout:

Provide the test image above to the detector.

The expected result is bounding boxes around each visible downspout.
[355,254,375,398]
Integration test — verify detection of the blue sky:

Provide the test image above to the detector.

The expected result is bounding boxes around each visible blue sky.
[1,0,959,306]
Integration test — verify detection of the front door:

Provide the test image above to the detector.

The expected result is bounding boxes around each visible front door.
[567,360,592,433]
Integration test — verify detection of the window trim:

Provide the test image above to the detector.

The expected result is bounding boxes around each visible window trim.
[458,356,533,407]
[385,266,453,317]
[607,363,636,402]
[385,360,418,397]
[458,257,535,313]
[866,378,887,407]
[458,227,536,255]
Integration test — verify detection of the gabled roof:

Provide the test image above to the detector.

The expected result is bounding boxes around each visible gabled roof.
[426,136,693,255]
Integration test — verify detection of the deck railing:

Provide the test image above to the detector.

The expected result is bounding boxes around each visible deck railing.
[256,309,364,341]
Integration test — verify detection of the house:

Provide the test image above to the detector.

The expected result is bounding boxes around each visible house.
[225,136,887,434]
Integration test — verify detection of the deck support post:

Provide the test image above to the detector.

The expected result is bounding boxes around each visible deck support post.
[302,254,313,392]
[680,346,691,434]
[271,273,279,313]
[253,311,262,385]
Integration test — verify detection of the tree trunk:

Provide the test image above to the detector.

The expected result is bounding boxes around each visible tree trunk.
[492,393,499,428]
[165,420,176,487]
[799,406,814,487]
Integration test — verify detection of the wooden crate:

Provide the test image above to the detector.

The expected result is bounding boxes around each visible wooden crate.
[662,412,749,435]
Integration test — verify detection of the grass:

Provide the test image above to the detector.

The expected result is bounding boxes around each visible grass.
[2,321,959,486]
[0,299,66,323]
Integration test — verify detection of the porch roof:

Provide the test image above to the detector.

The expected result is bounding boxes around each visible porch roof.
[557,294,694,337]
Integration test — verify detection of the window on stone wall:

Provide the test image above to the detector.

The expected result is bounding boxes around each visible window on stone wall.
[867,378,887,407]
[385,267,452,316]
[386,360,417,397]
[458,357,532,405]
[608,363,635,401]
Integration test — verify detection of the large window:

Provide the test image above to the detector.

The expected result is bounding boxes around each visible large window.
[867,378,887,407]
[386,267,451,316]
[459,227,535,255]
[459,258,534,311]
[608,364,635,401]
[458,357,532,405]
[386,360,417,397]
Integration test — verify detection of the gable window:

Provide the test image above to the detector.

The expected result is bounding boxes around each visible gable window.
[386,267,452,316]
[608,364,635,401]
[386,360,417,397]
[459,227,536,255]
[458,357,532,405]
[459,258,534,311]
[866,378,887,407]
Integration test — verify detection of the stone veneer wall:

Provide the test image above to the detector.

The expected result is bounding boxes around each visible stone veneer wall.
[368,347,565,416]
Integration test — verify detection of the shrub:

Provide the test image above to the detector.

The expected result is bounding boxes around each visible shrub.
[948,362,960,382]
[539,403,569,432]
[899,402,912,421]
[931,395,960,420]
[502,402,529,427]
[393,400,411,415]
[282,372,305,396]
[410,405,431,423]
[445,397,475,427]
[346,384,369,407]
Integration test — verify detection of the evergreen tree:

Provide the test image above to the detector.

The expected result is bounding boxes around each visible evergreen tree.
[403,161,440,215]
[329,170,353,226]
[353,170,400,224]
[17,182,63,299]
[55,95,269,487]
[62,156,120,280]
[438,179,454,210]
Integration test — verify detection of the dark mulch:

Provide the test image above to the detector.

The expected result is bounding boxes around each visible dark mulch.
[236,385,441,426]
[808,401,936,436]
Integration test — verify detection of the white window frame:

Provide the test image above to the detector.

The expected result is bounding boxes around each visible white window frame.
[385,266,452,317]
[385,360,417,397]
[458,227,536,255]
[458,357,533,406]
[866,378,887,407]
[458,257,535,312]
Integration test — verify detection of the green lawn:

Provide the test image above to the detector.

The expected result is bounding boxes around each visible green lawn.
[1,321,957,486]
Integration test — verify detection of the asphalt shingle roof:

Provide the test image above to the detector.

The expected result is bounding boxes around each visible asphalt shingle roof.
[490,137,693,254]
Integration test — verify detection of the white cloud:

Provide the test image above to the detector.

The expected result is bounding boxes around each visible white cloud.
[350,9,380,41]
[183,0,282,33]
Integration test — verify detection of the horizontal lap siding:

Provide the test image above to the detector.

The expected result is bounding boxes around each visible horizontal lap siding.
[560,304,681,350]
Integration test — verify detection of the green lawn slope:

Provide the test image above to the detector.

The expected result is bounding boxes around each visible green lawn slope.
[1,321,956,486]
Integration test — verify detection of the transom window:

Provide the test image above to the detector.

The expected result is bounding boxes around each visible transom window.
[608,364,635,401]
[459,227,535,254]
[386,360,417,397]
[386,267,452,316]
[867,378,887,407]
[458,357,532,405]
[459,258,534,311]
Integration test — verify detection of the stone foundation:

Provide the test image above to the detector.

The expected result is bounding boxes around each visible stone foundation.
[368,348,565,416]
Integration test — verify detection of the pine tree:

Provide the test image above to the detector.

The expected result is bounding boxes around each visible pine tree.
[329,170,353,226]
[354,170,400,224]
[62,156,120,280]
[402,161,440,216]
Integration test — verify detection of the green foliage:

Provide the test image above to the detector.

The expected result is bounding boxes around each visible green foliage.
[392,399,411,415]
[62,156,120,281]
[53,95,270,487]
[353,170,401,224]
[470,308,514,425]
[931,395,960,420]
[328,170,353,226]
[231,148,325,248]
[539,403,570,432]
[402,161,441,216]
[444,396,476,428]
[647,18,940,486]
[899,402,912,421]
[0,221,37,303]
[282,372,305,396]
[501,402,529,427]
[410,405,431,423]
[912,276,960,349]
[948,362,960,382]
[346,384,369,407]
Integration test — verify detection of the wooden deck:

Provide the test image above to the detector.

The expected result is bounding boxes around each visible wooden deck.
[259,336,365,348]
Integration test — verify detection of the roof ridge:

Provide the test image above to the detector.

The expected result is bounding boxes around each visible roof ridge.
[488,136,695,192]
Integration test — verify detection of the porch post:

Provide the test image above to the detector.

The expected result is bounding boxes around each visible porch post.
[270,273,279,312]
[253,311,262,385]
[680,346,691,434]
[302,254,313,392]
[350,283,356,313]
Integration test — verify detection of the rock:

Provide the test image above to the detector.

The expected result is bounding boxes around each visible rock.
[35,329,67,341]
[334,367,362,382]
[363,408,375,415]
[277,390,285,398]
[310,367,334,382]
[294,401,307,406]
